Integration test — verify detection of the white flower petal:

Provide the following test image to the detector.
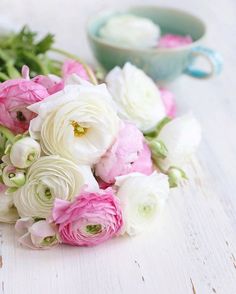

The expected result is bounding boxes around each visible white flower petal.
[13,155,98,218]
[116,171,169,235]
[106,63,165,132]
[29,84,120,165]
[158,114,202,169]
[0,187,19,223]
[99,14,160,48]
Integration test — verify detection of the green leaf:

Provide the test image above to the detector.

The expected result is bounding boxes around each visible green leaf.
[36,34,54,54]
[0,125,15,143]
[6,60,21,78]
[0,72,9,81]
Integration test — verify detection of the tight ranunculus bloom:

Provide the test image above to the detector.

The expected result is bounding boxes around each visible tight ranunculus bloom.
[160,88,176,118]
[0,185,19,223]
[95,122,153,184]
[15,217,59,249]
[52,188,123,246]
[99,14,160,48]
[32,74,64,95]
[2,165,26,188]
[158,34,192,48]
[10,137,41,169]
[29,81,120,165]
[0,66,49,133]
[13,155,98,218]
[157,114,201,170]
[62,59,89,81]
[116,172,169,236]
[106,63,165,132]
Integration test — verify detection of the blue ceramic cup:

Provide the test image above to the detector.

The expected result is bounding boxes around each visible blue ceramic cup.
[87,6,223,82]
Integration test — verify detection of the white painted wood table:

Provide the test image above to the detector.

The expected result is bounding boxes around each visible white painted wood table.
[0,0,236,293]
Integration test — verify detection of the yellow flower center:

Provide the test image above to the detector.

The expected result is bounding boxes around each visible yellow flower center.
[70,120,88,137]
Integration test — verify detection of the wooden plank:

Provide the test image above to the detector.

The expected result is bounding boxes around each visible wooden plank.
[0,0,236,293]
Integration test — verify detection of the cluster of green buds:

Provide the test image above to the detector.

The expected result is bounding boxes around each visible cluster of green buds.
[145,117,187,188]
[0,125,41,192]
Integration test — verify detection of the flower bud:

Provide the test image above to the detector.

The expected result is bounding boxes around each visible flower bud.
[148,139,168,160]
[2,165,26,188]
[167,167,187,188]
[15,218,59,249]
[10,137,41,168]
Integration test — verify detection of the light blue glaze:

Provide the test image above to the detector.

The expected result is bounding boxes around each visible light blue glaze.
[185,46,223,78]
[87,6,223,82]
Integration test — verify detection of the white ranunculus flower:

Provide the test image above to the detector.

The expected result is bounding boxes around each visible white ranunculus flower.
[106,63,165,132]
[28,81,120,165]
[0,187,19,223]
[10,137,41,169]
[99,14,160,48]
[15,218,59,249]
[157,114,202,170]
[13,155,98,218]
[116,172,169,235]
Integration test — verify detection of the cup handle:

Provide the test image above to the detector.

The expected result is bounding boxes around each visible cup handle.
[185,46,223,79]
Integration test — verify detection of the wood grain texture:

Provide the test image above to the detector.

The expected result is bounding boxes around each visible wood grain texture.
[0,0,236,293]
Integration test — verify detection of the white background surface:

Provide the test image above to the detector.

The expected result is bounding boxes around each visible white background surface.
[0,0,236,293]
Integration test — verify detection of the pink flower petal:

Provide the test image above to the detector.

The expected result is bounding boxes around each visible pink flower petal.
[95,122,153,184]
[158,34,192,48]
[62,59,89,81]
[160,88,176,118]
[52,188,123,247]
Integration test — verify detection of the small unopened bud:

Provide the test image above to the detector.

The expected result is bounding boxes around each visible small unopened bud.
[148,139,168,160]
[2,165,26,188]
[10,137,41,169]
[167,166,187,188]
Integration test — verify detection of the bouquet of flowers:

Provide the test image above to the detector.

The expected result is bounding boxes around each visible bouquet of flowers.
[0,51,201,249]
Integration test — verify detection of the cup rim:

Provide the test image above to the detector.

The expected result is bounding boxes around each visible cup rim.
[87,5,207,53]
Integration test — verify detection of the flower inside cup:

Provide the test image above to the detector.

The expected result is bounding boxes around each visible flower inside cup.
[99,13,193,49]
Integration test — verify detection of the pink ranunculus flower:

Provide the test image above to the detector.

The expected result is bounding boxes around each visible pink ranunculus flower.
[0,65,49,133]
[15,217,59,250]
[95,122,153,184]
[160,88,176,118]
[62,59,89,81]
[32,74,64,95]
[52,188,123,247]
[158,34,192,48]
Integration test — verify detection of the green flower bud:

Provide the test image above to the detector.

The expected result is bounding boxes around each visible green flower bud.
[167,166,188,188]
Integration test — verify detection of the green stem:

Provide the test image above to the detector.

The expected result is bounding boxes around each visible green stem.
[144,117,172,138]
[51,47,98,85]
[0,125,15,143]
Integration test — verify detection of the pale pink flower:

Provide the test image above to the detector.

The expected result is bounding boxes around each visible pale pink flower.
[95,122,153,184]
[160,88,176,118]
[32,74,64,95]
[62,59,89,81]
[0,66,49,133]
[52,188,123,246]
[158,34,192,48]
[15,217,59,250]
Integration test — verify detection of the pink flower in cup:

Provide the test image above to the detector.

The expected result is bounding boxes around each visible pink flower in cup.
[158,34,192,48]
[62,59,89,81]
[0,66,49,133]
[95,122,153,184]
[52,188,123,246]
[160,88,176,118]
